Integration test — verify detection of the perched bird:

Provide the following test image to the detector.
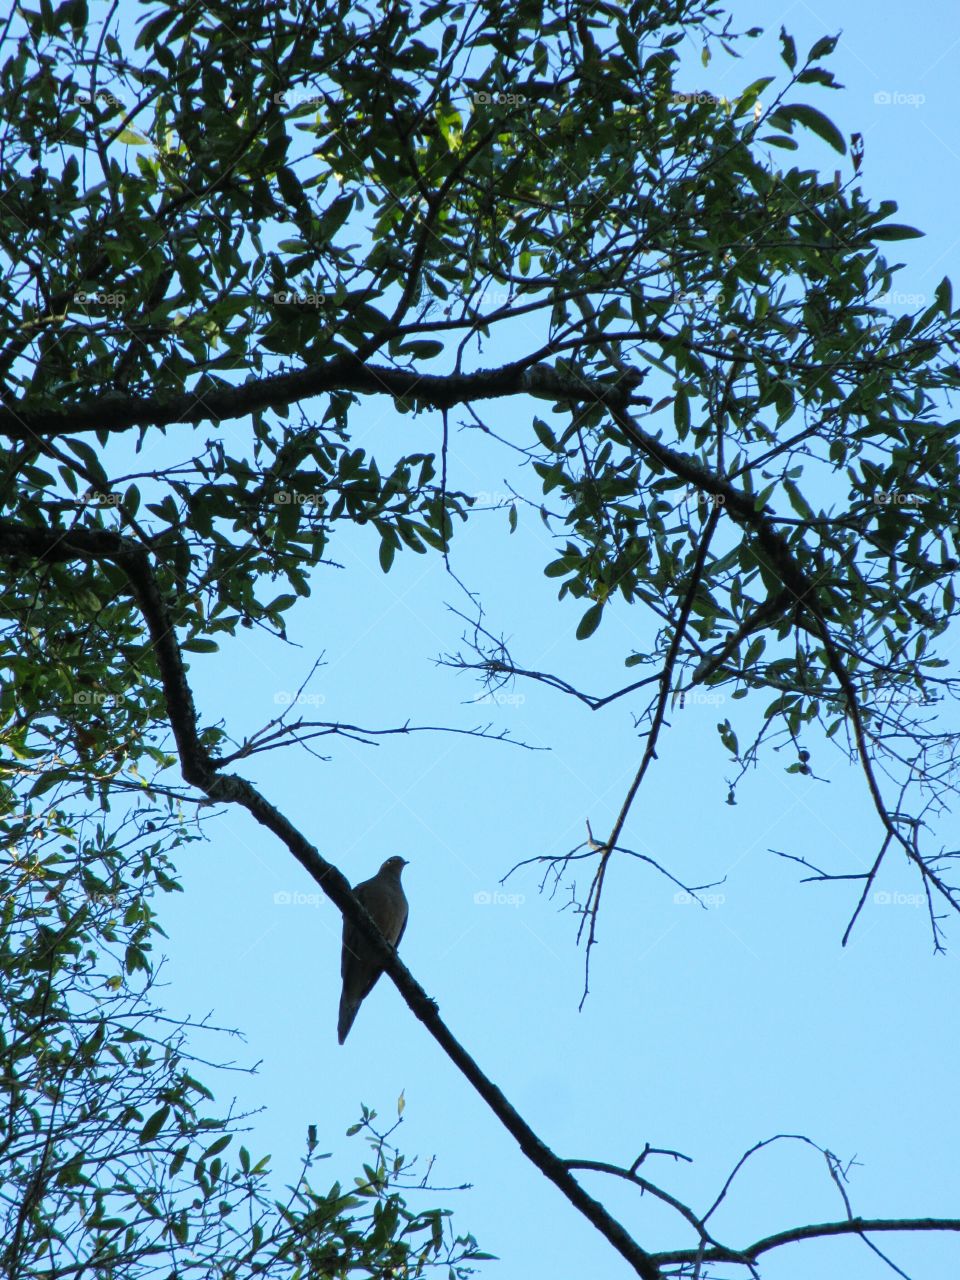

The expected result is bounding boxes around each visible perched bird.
[338,856,409,1044]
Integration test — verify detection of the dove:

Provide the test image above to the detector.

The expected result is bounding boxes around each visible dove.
[338,856,409,1044]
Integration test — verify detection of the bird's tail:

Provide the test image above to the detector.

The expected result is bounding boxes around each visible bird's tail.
[337,993,361,1044]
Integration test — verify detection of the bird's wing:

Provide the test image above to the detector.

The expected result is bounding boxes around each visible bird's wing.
[340,874,402,998]
[393,911,408,951]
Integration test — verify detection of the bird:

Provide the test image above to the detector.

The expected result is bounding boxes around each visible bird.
[338,856,409,1044]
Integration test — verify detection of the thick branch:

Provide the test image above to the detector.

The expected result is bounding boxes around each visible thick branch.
[0,355,648,444]
[652,1216,960,1266]
[0,518,660,1280]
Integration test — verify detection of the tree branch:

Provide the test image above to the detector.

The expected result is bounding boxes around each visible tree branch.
[0,355,650,444]
[0,517,661,1280]
[652,1216,960,1267]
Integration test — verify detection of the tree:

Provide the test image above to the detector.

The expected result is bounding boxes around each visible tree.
[1,0,959,1276]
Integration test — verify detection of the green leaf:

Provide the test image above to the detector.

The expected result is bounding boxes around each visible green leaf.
[674,388,690,434]
[320,195,353,240]
[769,103,846,154]
[576,602,603,640]
[872,222,923,241]
[396,340,444,360]
[182,638,220,653]
[533,417,558,450]
[807,34,839,61]
[717,719,739,756]
[783,478,814,519]
[779,27,797,70]
[139,1106,170,1145]
[379,535,396,573]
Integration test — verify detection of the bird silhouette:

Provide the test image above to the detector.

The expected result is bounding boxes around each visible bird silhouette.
[338,856,409,1044]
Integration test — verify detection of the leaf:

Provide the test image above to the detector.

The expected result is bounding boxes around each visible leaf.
[769,103,846,154]
[139,1106,170,1145]
[379,535,396,573]
[181,638,220,653]
[275,165,303,209]
[872,223,923,241]
[576,602,603,640]
[797,68,838,87]
[533,417,558,450]
[64,437,108,484]
[673,388,690,434]
[783,478,814,519]
[717,719,739,756]
[319,195,353,241]
[779,27,797,70]
[807,34,839,61]
[396,339,444,359]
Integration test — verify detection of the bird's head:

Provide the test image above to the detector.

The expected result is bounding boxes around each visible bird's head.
[381,856,408,875]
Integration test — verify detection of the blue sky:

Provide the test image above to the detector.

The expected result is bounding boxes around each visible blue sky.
[145,4,960,1278]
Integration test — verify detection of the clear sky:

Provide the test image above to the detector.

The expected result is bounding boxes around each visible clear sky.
[149,4,960,1278]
